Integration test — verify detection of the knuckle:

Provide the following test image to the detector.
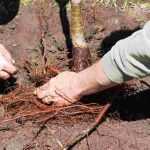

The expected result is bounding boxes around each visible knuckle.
[3,75,9,80]
[37,91,43,98]
[43,98,50,104]
[36,89,42,98]
[0,44,4,49]
[0,72,9,80]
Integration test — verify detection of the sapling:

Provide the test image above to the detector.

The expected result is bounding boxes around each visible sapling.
[71,0,91,71]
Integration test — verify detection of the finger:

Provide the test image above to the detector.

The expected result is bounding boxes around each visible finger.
[36,82,50,99]
[0,45,15,63]
[3,62,17,74]
[52,97,70,106]
[0,71,10,80]
[36,78,58,99]
[42,95,56,104]
[42,96,70,106]
[55,88,73,104]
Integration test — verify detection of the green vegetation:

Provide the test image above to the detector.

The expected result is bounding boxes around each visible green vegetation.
[21,0,32,6]
[95,0,150,9]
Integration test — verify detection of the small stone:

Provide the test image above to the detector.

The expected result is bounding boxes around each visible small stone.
[12,43,17,47]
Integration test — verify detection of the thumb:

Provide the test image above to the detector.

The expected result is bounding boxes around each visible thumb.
[3,61,17,74]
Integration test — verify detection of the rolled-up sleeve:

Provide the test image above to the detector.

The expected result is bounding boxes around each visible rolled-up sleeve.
[101,21,150,83]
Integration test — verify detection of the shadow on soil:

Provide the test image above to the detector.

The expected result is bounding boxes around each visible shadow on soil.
[0,77,17,94]
[82,87,150,122]
[110,89,150,121]
[55,0,73,57]
[99,27,140,56]
[0,0,20,25]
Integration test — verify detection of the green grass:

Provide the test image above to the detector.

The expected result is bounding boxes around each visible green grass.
[96,0,149,9]
[97,0,117,7]
[21,0,32,6]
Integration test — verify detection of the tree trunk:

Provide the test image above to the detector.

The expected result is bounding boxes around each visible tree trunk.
[71,1,91,72]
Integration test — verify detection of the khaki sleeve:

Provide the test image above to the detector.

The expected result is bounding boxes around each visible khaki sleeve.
[101,21,150,83]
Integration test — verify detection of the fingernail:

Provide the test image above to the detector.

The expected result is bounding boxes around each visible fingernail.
[12,59,15,64]
[33,90,37,95]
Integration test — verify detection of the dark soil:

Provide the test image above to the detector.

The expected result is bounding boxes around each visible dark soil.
[0,0,150,149]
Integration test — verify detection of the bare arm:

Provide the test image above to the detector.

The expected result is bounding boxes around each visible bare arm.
[35,60,116,106]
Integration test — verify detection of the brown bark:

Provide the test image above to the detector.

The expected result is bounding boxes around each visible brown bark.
[72,47,91,72]
[71,1,92,72]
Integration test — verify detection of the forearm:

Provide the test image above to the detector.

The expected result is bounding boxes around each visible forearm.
[77,60,116,96]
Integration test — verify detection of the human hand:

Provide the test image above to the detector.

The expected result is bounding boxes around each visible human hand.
[35,61,115,106]
[35,71,83,106]
[0,44,17,79]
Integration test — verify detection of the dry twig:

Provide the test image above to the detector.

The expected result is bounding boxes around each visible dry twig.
[63,103,111,150]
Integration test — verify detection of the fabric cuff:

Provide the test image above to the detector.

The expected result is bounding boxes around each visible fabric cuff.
[101,52,125,84]
[143,21,150,47]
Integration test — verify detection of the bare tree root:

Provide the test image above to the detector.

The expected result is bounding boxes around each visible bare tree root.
[0,90,103,125]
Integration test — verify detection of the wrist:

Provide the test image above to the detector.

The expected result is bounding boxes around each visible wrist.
[76,60,116,97]
[75,63,100,96]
